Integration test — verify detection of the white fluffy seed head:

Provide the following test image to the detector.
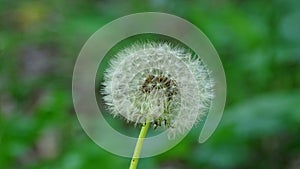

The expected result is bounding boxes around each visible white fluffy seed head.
[102,42,214,139]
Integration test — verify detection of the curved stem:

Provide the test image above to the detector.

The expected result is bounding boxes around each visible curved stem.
[129,121,150,169]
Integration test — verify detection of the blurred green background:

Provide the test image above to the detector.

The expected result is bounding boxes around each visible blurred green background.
[1,0,300,169]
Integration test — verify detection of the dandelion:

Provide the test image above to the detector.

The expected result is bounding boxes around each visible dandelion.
[102,42,214,169]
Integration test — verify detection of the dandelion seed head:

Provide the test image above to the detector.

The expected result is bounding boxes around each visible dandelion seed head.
[102,42,214,139]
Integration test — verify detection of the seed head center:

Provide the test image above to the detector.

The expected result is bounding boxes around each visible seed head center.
[141,74,178,100]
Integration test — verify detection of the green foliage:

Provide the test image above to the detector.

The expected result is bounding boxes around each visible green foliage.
[0,0,299,168]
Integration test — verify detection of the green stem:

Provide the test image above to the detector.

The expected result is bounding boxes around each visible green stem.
[129,121,150,169]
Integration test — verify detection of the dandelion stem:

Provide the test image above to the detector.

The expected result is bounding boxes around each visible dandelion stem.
[129,121,150,169]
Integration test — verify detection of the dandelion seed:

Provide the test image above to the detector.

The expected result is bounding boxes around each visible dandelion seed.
[102,42,214,139]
